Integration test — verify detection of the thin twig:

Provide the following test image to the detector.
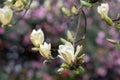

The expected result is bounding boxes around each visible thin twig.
[112,17,120,22]
[73,5,83,46]
[82,9,87,36]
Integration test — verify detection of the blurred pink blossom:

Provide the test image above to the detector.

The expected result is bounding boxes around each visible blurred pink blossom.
[43,74,53,80]
[96,31,105,45]
[96,67,107,77]
[30,61,42,69]
[0,27,5,34]
[32,6,47,19]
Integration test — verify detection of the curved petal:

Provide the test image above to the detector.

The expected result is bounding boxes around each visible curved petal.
[75,45,83,58]
[30,29,44,47]
[0,6,13,26]
[58,43,75,65]
[39,42,51,59]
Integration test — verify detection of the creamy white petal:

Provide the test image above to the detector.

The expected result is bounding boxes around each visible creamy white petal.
[75,45,83,58]
[30,29,44,47]
[58,43,75,65]
[58,47,72,65]
[39,42,51,59]
[97,3,109,19]
[0,6,13,26]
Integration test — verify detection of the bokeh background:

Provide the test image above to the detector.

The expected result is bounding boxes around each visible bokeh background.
[0,0,120,80]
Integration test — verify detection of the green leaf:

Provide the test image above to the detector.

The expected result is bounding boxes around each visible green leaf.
[79,66,85,72]
[115,23,120,28]
[81,0,92,8]
[116,43,120,49]
[104,16,113,26]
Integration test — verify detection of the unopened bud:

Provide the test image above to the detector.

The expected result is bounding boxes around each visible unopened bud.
[107,38,118,44]
[67,30,73,42]
[71,6,77,15]
[61,7,70,16]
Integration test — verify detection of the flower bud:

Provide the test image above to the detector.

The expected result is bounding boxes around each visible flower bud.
[39,42,51,59]
[61,7,70,16]
[12,0,26,11]
[67,30,73,42]
[58,41,83,65]
[30,29,44,47]
[71,6,77,15]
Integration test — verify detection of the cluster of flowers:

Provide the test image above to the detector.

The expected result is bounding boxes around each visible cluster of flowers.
[0,0,27,27]
[0,0,119,76]
[30,29,85,73]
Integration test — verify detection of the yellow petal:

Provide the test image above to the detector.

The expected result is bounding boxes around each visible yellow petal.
[0,6,13,26]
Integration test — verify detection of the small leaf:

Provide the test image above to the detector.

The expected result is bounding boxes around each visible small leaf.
[104,16,113,26]
[81,0,92,8]
[79,66,85,72]
[12,0,16,4]
[61,63,70,69]
[57,68,65,73]
[60,38,71,44]
[115,43,120,49]
[115,23,120,28]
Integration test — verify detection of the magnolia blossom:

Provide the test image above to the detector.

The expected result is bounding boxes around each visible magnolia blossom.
[6,0,26,11]
[58,42,82,65]
[13,0,26,11]
[0,6,13,26]
[30,29,52,59]
[39,42,51,59]
[30,0,39,10]
[30,29,44,47]
[97,3,109,19]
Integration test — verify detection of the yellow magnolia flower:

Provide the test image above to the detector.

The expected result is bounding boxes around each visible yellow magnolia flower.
[0,6,13,26]
[30,29,44,47]
[13,0,26,11]
[39,42,51,59]
[97,3,109,19]
[30,0,39,10]
[44,0,51,11]
[5,0,26,11]
[58,42,82,65]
